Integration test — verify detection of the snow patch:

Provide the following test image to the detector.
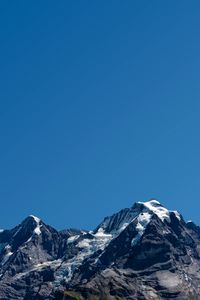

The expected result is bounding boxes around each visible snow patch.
[141,200,170,222]
[67,235,80,244]
[139,199,181,223]
[1,245,13,265]
[117,222,129,233]
[131,212,151,246]
[30,215,42,235]
[14,259,62,280]
[34,226,41,235]
[55,228,112,285]
[55,200,182,285]
[174,210,181,221]
[29,215,40,223]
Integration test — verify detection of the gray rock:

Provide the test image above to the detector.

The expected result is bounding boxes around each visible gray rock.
[1,200,200,299]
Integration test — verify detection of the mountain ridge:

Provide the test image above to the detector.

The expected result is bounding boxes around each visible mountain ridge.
[0,199,200,299]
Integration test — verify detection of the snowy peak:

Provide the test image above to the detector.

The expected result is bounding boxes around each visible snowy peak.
[95,199,182,240]
[29,215,41,223]
[0,199,200,300]
[138,199,171,222]
[138,199,181,222]
[0,215,44,258]
[12,215,43,240]
[19,214,41,229]
[0,215,53,259]
[28,215,42,235]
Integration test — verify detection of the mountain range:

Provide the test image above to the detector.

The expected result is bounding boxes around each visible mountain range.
[0,199,200,300]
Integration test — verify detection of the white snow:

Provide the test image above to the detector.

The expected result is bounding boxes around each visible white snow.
[55,228,112,285]
[1,245,13,265]
[131,212,151,246]
[67,235,80,244]
[29,215,40,223]
[55,206,154,285]
[13,215,43,241]
[117,222,129,233]
[13,259,62,280]
[29,215,42,235]
[20,215,42,244]
[141,200,171,222]
[26,201,183,286]
[139,199,181,223]
[174,210,181,221]
[0,229,4,233]
[30,200,180,285]
[77,239,91,248]
[34,226,41,235]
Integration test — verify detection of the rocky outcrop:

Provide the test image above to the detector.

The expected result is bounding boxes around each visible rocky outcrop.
[0,200,200,299]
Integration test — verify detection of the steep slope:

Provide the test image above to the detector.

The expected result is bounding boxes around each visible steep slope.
[0,216,85,300]
[0,200,200,299]
[67,201,200,299]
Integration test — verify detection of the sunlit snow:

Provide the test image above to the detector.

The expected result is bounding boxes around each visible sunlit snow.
[139,199,181,222]
[29,215,42,235]
[131,212,151,246]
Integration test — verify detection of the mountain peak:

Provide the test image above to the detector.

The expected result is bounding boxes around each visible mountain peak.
[28,215,41,223]
[138,199,170,222]
[0,200,199,299]
[29,215,42,235]
[143,199,161,205]
[137,199,181,222]
[19,215,42,236]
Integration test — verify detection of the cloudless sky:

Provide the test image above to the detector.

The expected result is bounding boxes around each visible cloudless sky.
[1,1,200,230]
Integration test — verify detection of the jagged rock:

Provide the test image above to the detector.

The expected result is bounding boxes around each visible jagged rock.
[0,200,200,299]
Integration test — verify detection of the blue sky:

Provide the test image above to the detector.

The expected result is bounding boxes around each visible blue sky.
[1,1,200,230]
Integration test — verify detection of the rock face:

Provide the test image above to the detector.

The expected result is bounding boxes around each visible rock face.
[0,200,200,299]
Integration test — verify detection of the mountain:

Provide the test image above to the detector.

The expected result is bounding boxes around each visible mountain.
[0,200,200,299]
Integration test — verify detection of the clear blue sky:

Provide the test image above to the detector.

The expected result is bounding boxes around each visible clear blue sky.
[1,1,200,230]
